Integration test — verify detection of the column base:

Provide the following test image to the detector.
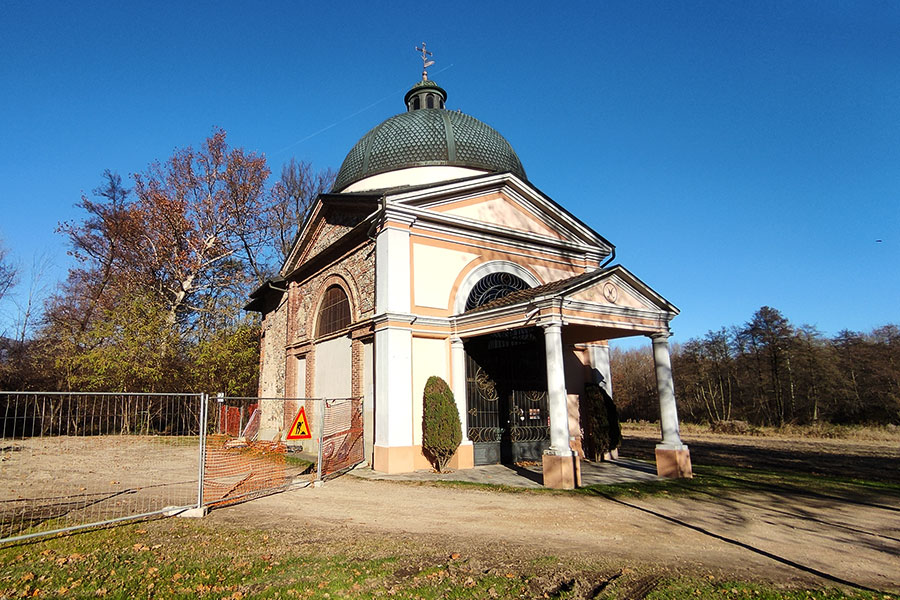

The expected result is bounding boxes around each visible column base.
[655,445,692,478]
[542,452,581,489]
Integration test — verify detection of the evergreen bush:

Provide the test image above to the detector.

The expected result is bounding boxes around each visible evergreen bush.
[422,375,462,472]
[581,382,622,461]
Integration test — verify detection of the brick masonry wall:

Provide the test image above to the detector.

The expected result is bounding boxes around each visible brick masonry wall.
[257,239,375,401]
[304,215,364,261]
[258,200,375,402]
[291,241,375,344]
[259,297,288,398]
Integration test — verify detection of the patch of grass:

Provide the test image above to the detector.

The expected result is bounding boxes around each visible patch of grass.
[621,420,900,443]
[1,522,894,599]
[648,576,890,599]
[380,462,900,502]
[0,522,532,599]
[284,454,315,472]
[418,479,549,494]
[577,463,900,500]
[145,434,200,447]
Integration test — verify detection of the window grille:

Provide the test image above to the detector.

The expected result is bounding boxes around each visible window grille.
[316,285,351,336]
[465,272,530,311]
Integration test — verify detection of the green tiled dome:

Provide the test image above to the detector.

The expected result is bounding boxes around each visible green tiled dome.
[332,106,526,192]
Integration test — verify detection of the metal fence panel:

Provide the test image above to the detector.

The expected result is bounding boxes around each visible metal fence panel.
[1,392,367,543]
[203,396,365,505]
[319,397,364,480]
[201,397,318,507]
[0,392,203,544]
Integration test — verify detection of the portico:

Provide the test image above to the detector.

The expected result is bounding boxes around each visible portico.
[450,264,692,488]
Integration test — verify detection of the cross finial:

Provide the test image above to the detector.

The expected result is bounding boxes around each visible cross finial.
[415,42,435,81]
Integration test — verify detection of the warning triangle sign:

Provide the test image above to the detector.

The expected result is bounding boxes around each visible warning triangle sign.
[286,407,312,440]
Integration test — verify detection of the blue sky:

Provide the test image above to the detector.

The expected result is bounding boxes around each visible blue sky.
[1,1,897,346]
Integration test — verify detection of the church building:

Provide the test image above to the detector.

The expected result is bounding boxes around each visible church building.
[247,54,691,489]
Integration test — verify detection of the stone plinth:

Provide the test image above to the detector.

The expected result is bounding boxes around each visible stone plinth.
[542,453,581,489]
[655,446,692,478]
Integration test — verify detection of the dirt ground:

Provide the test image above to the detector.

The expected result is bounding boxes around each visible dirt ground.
[1,436,200,503]
[206,431,900,594]
[3,430,898,594]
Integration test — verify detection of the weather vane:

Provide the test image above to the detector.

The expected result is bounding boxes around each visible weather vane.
[415,42,434,81]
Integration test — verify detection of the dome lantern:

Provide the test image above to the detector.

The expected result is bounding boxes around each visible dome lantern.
[404,79,447,111]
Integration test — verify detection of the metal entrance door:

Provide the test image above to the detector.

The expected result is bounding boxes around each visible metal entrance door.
[465,328,551,465]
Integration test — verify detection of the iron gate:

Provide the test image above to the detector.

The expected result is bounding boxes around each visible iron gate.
[465,327,551,465]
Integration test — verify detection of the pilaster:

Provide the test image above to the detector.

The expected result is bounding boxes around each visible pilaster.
[450,337,470,443]
[372,213,417,473]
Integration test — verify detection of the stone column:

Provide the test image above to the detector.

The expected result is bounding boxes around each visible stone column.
[542,321,580,489]
[588,341,612,396]
[544,322,571,456]
[587,341,617,459]
[649,332,692,478]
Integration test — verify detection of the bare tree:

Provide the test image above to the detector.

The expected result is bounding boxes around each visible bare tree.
[0,238,17,304]
[13,254,52,345]
[268,158,335,264]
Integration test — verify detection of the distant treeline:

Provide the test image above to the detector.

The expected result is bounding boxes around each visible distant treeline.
[612,307,900,426]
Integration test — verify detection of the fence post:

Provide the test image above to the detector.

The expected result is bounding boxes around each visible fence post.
[315,399,326,486]
[216,392,224,434]
[196,393,208,509]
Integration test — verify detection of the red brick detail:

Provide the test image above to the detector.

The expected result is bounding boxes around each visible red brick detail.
[351,339,363,398]
[304,349,316,398]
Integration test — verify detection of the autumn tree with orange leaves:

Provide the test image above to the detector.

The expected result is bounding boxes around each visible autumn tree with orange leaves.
[11,129,333,393]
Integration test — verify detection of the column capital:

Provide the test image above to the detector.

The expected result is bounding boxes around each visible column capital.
[648,331,671,341]
[450,336,464,348]
[541,319,563,332]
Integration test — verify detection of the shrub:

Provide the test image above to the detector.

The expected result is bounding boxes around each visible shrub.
[422,376,462,472]
[581,383,622,461]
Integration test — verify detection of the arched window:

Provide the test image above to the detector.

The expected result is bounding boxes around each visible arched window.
[465,273,530,311]
[316,285,351,337]
[426,94,434,108]
[412,96,420,110]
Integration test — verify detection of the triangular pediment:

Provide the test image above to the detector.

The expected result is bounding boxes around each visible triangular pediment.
[385,173,614,254]
[452,264,677,339]
[431,193,564,240]
[567,271,668,312]
[281,194,378,276]
[460,264,678,317]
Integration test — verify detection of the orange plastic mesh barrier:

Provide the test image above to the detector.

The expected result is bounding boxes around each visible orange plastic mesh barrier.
[320,398,364,478]
[202,435,287,507]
